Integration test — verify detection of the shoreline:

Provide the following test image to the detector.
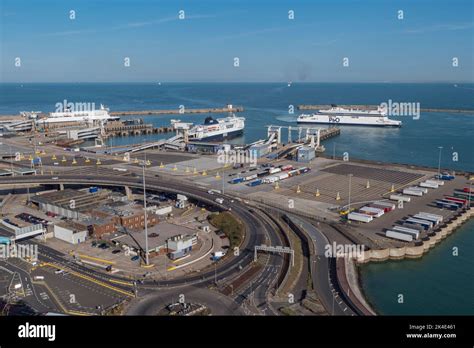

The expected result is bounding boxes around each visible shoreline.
[352,209,473,315]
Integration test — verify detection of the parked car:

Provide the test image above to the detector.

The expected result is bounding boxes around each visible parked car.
[131,255,140,261]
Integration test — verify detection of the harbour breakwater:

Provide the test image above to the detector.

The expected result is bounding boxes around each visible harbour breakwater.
[298,104,474,114]
[109,106,243,116]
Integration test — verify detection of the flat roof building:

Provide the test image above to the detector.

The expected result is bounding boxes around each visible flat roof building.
[31,188,113,219]
[54,221,87,244]
[111,222,197,255]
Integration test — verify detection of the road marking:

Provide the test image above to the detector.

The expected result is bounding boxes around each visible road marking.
[70,252,115,265]
[108,278,134,286]
[41,262,134,297]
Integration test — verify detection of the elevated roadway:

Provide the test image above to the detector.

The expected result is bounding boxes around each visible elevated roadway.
[0,175,274,291]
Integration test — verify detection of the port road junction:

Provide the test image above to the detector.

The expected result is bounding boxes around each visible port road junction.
[0,174,300,315]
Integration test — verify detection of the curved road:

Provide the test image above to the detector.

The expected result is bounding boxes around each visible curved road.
[0,175,279,293]
[288,215,356,316]
[126,286,245,315]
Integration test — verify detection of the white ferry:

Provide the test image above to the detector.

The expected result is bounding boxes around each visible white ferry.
[172,114,245,141]
[36,104,119,126]
[297,105,402,127]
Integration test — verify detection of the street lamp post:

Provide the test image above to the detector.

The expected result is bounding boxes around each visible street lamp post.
[142,163,149,266]
[222,164,225,195]
[437,146,443,177]
[469,181,472,209]
[214,262,217,285]
[348,174,353,211]
[8,145,13,174]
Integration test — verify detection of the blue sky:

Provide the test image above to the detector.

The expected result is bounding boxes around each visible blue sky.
[0,0,473,82]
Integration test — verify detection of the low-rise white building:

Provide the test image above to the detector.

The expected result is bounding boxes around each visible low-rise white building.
[167,234,196,252]
[155,205,173,216]
[54,222,87,244]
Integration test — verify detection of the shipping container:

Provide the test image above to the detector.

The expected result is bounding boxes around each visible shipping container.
[435,200,459,210]
[264,175,279,184]
[405,217,433,230]
[440,199,463,208]
[371,201,395,211]
[288,169,299,177]
[389,194,411,202]
[420,181,439,189]
[444,196,467,205]
[452,190,472,198]
[247,179,263,187]
[257,171,268,177]
[392,226,420,239]
[435,173,455,180]
[426,179,444,186]
[298,167,310,174]
[417,212,444,222]
[359,206,384,218]
[413,214,440,226]
[269,167,282,174]
[243,174,258,182]
[463,187,474,193]
[370,204,392,213]
[277,172,289,180]
[402,189,423,197]
[385,230,413,242]
[408,186,428,194]
[281,165,294,171]
[418,211,444,221]
[230,177,244,184]
[402,222,424,232]
[347,212,373,223]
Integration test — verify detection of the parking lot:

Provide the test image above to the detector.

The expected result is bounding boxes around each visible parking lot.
[346,175,469,248]
[30,264,128,314]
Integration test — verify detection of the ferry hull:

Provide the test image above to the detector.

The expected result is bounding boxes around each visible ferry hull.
[297,107,402,127]
[190,129,243,141]
[297,119,401,127]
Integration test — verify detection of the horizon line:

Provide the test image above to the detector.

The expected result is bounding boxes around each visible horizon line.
[1,81,473,84]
